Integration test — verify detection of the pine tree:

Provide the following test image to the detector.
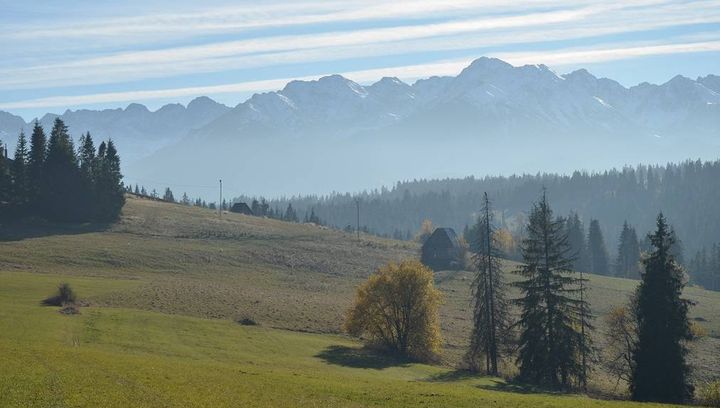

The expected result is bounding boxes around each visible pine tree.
[587,219,610,275]
[566,212,589,272]
[181,192,190,205]
[76,132,96,216]
[42,118,82,221]
[514,192,593,389]
[94,140,124,220]
[27,121,47,204]
[467,192,509,375]
[630,214,692,403]
[284,203,298,222]
[0,143,11,204]
[12,130,30,205]
[163,187,175,202]
[615,221,641,279]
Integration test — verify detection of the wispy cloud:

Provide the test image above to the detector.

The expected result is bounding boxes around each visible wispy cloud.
[3,0,597,40]
[497,41,720,66]
[1,0,718,114]
[2,0,718,90]
[4,37,719,111]
[0,60,470,110]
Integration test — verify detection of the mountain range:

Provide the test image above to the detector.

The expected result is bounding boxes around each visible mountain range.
[1,57,718,197]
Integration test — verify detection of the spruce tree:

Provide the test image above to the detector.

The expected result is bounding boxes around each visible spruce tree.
[0,143,11,204]
[95,140,124,220]
[615,221,641,279]
[566,212,589,272]
[77,132,96,217]
[42,118,82,221]
[284,203,298,222]
[587,219,610,275]
[163,187,175,202]
[630,214,692,403]
[515,192,593,388]
[27,120,47,204]
[467,192,509,375]
[12,131,30,205]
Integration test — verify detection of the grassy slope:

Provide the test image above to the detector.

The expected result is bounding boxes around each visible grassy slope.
[1,195,718,406]
[0,272,674,408]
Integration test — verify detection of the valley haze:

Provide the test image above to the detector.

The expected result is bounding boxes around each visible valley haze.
[1,57,718,198]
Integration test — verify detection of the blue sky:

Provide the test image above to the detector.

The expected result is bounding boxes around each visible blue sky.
[1,0,719,120]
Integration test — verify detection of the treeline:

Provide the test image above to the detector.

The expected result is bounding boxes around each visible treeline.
[131,185,324,225]
[236,158,720,291]
[0,119,124,222]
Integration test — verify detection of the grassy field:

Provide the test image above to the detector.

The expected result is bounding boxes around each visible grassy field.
[0,271,683,407]
[1,195,718,406]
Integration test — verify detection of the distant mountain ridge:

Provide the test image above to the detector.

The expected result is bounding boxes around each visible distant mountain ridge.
[0,96,230,162]
[1,57,718,196]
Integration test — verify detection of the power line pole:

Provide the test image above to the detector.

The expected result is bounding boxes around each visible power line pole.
[355,197,360,241]
[219,179,223,217]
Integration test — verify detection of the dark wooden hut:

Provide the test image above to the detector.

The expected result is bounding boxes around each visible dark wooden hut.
[230,202,254,215]
[421,227,463,271]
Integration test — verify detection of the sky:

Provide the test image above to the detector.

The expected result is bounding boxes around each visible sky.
[1,0,719,120]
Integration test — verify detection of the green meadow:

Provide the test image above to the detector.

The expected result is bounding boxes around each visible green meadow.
[1,196,717,407]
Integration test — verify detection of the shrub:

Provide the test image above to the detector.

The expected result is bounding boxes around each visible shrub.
[690,321,708,340]
[42,283,77,306]
[344,260,442,361]
[698,381,720,407]
[237,316,258,326]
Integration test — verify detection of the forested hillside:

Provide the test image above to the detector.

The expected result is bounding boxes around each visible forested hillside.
[238,158,720,286]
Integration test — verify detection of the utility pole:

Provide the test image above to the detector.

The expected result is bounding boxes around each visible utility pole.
[219,179,223,217]
[355,198,360,241]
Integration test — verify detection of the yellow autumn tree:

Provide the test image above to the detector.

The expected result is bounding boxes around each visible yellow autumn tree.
[345,260,442,360]
[415,219,434,243]
[495,228,516,255]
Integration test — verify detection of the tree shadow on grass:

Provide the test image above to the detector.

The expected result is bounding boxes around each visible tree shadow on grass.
[315,345,413,369]
[426,370,569,395]
[0,218,111,242]
[425,369,479,382]
[477,378,567,395]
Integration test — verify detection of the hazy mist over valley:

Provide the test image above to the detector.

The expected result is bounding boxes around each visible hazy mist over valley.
[2,57,718,197]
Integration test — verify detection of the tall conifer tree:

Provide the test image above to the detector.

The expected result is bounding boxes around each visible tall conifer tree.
[630,214,692,403]
[42,118,82,221]
[566,213,589,272]
[27,120,47,203]
[0,143,11,204]
[615,221,641,279]
[467,192,509,375]
[12,131,30,205]
[588,219,610,275]
[515,192,593,388]
[93,139,125,221]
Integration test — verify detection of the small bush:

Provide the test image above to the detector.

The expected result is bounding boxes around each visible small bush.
[59,304,81,315]
[237,316,258,326]
[42,283,77,306]
[690,321,708,340]
[698,381,720,407]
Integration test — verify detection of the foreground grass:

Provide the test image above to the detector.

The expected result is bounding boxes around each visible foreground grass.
[0,272,678,407]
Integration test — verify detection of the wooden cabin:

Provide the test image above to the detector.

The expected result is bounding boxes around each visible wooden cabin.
[421,227,463,271]
[230,202,254,215]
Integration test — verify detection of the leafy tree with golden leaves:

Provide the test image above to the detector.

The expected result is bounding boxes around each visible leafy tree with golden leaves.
[345,260,442,361]
[415,219,434,244]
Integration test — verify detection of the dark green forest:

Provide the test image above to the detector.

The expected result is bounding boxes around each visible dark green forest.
[0,118,124,222]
